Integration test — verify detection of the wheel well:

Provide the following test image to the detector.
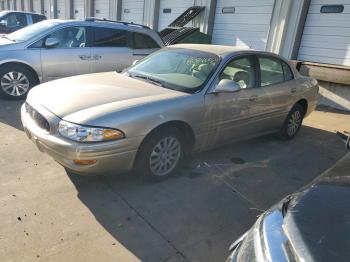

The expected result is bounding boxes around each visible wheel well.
[0,62,40,85]
[139,121,195,152]
[296,99,308,114]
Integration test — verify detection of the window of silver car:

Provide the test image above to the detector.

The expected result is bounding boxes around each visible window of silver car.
[3,13,27,28]
[128,49,220,92]
[219,57,256,89]
[281,61,294,81]
[259,57,285,87]
[45,26,87,48]
[133,32,159,49]
[92,27,127,47]
[7,20,58,42]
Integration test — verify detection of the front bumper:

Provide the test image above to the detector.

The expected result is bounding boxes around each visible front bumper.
[21,103,143,175]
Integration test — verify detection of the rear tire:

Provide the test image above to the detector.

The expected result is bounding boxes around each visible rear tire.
[279,104,305,140]
[0,64,36,100]
[135,127,185,181]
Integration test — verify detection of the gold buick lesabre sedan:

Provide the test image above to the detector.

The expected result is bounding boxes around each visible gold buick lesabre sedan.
[21,44,319,180]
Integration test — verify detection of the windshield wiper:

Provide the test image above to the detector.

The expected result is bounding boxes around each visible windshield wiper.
[129,73,164,87]
[1,35,15,42]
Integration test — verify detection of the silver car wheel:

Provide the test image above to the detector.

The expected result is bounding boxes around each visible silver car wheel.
[1,71,30,97]
[149,136,181,177]
[287,110,302,137]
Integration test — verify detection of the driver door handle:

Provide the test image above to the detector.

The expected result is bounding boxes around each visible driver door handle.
[249,95,258,102]
[290,87,297,93]
[78,55,91,60]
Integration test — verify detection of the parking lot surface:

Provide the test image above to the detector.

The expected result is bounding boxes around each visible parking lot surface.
[1,100,349,262]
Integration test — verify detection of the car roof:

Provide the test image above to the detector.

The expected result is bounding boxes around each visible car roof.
[50,18,151,31]
[0,11,45,16]
[169,44,252,56]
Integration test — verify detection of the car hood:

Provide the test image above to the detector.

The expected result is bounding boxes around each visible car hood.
[27,72,187,119]
[282,153,350,262]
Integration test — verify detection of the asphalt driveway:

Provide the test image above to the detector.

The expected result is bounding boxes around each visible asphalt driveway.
[1,99,349,262]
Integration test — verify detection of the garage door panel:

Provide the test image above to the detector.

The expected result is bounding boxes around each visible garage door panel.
[302,26,350,37]
[298,0,350,66]
[299,47,350,60]
[43,0,51,18]
[57,0,66,18]
[215,6,273,14]
[158,0,194,30]
[33,0,41,13]
[121,0,145,24]
[298,54,350,66]
[308,4,350,13]
[212,24,270,32]
[216,0,274,7]
[73,0,85,19]
[94,0,109,19]
[305,14,350,27]
[213,14,272,25]
[212,0,274,49]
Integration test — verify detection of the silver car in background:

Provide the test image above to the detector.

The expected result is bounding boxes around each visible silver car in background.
[21,44,319,180]
[0,18,164,99]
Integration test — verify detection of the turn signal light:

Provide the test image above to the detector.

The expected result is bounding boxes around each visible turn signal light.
[73,159,97,165]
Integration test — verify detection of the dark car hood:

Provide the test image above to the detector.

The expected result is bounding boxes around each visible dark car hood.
[283,154,350,262]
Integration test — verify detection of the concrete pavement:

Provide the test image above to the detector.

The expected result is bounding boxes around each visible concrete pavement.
[0,100,349,262]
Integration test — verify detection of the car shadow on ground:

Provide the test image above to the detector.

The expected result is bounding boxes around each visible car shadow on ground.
[66,125,347,262]
[0,99,24,130]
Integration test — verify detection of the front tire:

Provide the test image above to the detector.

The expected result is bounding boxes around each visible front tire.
[135,127,185,181]
[279,104,305,140]
[0,64,36,100]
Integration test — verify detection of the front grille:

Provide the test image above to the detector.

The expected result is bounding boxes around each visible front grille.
[25,103,50,132]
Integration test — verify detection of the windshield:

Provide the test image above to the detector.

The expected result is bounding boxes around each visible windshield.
[127,48,220,93]
[5,20,59,42]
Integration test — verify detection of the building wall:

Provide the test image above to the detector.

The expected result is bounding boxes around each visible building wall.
[0,0,348,111]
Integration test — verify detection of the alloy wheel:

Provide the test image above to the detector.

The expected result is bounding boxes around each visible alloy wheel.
[1,71,30,97]
[149,136,181,177]
[287,110,302,137]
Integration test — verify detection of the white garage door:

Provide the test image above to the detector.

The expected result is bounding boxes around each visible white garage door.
[298,0,350,66]
[9,0,14,9]
[43,0,51,18]
[57,0,66,19]
[73,0,85,19]
[121,0,144,24]
[94,0,109,19]
[212,0,274,50]
[158,0,194,30]
[33,0,41,14]
[24,0,30,11]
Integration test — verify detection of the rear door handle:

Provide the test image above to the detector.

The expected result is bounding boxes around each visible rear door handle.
[78,55,91,60]
[249,95,258,102]
[92,55,102,60]
[290,87,297,93]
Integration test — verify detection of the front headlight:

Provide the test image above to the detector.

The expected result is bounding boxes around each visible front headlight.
[58,120,125,142]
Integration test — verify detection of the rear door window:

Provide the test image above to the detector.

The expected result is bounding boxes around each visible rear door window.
[133,32,160,49]
[32,15,46,23]
[258,57,284,86]
[92,27,127,47]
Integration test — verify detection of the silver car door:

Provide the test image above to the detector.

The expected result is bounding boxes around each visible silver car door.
[90,27,133,73]
[131,32,161,61]
[40,26,91,82]
[203,55,265,148]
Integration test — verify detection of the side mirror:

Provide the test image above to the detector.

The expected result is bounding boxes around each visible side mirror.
[132,60,139,66]
[0,20,7,27]
[45,37,59,48]
[212,79,241,93]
